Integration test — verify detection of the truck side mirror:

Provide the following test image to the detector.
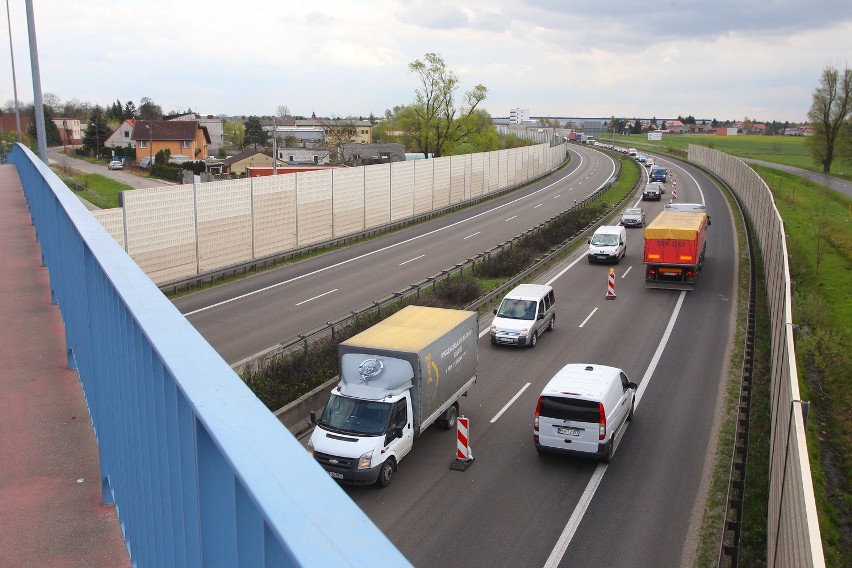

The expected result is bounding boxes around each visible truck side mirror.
[309,411,317,425]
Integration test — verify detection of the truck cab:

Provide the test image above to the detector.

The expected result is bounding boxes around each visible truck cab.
[309,385,415,487]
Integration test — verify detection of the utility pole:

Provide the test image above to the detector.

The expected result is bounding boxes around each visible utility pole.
[25,0,47,161]
[272,114,277,175]
[5,0,22,141]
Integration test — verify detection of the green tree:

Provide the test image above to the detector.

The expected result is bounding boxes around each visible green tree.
[243,116,268,149]
[446,109,499,155]
[27,105,62,148]
[82,106,110,158]
[406,52,487,158]
[806,64,852,173]
[123,101,137,120]
[223,121,246,149]
[138,97,163,120]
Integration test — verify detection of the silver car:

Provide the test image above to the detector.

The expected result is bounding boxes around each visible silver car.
[620,207,646,228]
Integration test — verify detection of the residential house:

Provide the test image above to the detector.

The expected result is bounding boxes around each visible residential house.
[169,114,224,155]
[222,149,278,176]
[666,120,685,134]
[104,118,136,148]
[0,115,29,138]
[53,118,82,146]
[132,119,210,164]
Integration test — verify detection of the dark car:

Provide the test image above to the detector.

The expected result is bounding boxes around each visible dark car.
[642,183,663,201]
[620,207,646,228]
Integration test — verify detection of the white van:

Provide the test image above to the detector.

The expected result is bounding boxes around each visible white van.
[534,364,637,462]
[587,225,627,263]
[490,284,555,348]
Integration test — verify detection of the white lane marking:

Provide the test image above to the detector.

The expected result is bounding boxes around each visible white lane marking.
[534,203,543,208]
[183,158,611,317]
[544,463,607,568]
[464,232,481,240]
[621,266,632,278]
[505,216,517,222]
[553,195,561,199]
[490,383,531,423]
[578,307,598,328]
[399,255,424,266]
[543,291,686,567]
[295,289,338,306]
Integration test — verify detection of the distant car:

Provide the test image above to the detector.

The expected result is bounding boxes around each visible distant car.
[620,207,646,228]
[636,155,647,164]
[628,148,637,156]
[107,160,123,170]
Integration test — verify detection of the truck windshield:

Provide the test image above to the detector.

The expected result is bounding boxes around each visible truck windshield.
[497,299,537,320]
[591,234,619,246]
[318,394,391,436]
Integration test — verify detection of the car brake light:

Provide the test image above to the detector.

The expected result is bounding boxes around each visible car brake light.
[534,397,542,432]
[599,403,606,440]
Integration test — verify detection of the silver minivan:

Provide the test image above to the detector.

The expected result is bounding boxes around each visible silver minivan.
[490,284,555,348]
[534,364,637,462]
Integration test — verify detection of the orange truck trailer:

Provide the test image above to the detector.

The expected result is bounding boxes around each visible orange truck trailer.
[643,209,709,290]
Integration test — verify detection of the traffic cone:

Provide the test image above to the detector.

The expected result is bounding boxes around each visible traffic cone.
[450,416,474,471]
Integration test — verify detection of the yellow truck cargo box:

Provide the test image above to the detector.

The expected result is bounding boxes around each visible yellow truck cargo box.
[644,210,706,240]
[343,305,476,353]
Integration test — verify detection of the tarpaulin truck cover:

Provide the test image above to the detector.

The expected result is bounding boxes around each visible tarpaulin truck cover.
[644,210,706,265]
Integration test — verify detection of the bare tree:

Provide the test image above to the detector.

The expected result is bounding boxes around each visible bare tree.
[276,105,291,119]
[806,64,852,173]
[318,116,358,163]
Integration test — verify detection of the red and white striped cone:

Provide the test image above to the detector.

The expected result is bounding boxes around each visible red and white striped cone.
[672,182,677,200]
[606,267,616,300]
[450,416,474,471]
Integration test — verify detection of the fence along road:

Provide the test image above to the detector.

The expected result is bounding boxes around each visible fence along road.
[690,145,824,567]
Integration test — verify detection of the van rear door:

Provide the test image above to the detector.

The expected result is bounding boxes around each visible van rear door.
[537,396,600,454]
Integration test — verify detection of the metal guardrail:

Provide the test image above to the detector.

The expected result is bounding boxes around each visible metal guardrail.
[9,142,412,567]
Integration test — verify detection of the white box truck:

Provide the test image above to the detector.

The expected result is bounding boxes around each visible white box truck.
[308,305,479,487]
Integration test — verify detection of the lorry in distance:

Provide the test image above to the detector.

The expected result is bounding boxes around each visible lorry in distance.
[308,305,478,487]
[643,209,709,290]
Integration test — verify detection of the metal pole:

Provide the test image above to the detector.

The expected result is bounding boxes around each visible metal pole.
[5,0,22,141]
[24,0,47,161]
[272,114,277,175]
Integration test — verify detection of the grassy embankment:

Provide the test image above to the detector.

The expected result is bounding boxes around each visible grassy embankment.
[52,162,131,209]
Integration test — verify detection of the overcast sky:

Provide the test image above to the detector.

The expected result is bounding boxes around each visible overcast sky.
[2,1,850,123]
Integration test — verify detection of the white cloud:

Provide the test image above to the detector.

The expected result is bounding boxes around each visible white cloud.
[0,0,849,122]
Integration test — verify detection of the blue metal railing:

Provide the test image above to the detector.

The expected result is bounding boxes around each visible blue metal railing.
[9,142,410,566]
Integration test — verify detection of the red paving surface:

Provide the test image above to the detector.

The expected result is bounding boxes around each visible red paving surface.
[0,164,131,567]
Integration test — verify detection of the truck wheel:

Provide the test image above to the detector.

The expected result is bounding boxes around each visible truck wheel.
[376,459,395,488]
[439,403,459,430]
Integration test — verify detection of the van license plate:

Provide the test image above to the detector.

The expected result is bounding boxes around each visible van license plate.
[498,337,514,344]
[557,427,581,436]
[328,471,343,479]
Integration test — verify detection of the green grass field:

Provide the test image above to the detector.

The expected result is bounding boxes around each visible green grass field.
[618,133,852,181]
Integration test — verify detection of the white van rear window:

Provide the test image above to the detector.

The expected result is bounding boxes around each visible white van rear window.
[539,397,599,422]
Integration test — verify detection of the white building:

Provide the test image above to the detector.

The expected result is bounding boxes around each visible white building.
[509,108,530,124]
